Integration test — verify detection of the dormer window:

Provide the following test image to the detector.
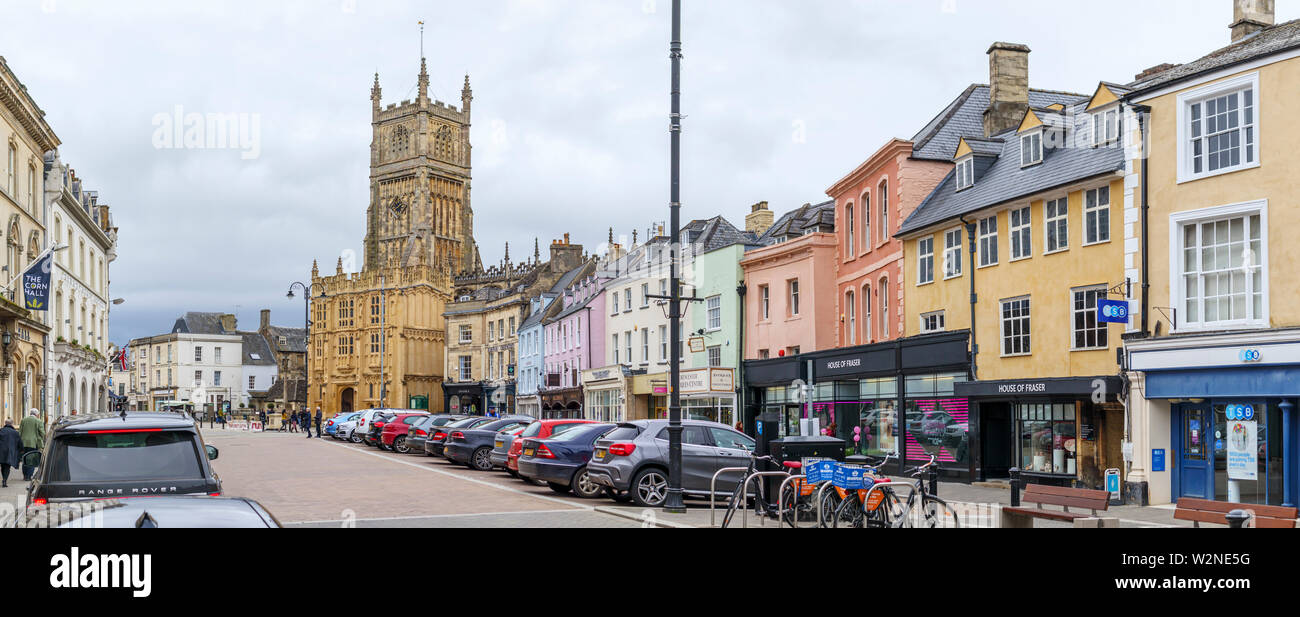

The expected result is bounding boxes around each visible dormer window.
[955,157,974,191]
[1020,131,1043,167]
[1092,107,1120,146]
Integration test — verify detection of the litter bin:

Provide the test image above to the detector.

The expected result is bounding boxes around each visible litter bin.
[767,436,846,497]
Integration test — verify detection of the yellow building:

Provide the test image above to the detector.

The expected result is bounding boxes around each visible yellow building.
[897,42,1132,488]
[1123,3,1300,507]
[308,56,477,414]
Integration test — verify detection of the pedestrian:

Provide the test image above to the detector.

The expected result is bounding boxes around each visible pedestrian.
[301,410,311,438]
[19,409,45,482]
[283,409,291,433]
[314,407,323,439]
[0,419,22,488]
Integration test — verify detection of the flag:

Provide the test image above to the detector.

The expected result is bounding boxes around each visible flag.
[120,344,130,371]
[22,253,53,311]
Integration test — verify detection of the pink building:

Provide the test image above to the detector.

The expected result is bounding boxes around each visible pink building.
[540,274,606,417]
[741,201,838,360]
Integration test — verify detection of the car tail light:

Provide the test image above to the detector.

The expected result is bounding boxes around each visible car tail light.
[209,492,222,497]
[536,444,556,459]
[449,431,464,440]
[607,443,636,456]
[433,431,446,440]
[374,422,385,428]
[414,429,427,436]
[33,498,47,505]
[87,428,162,434]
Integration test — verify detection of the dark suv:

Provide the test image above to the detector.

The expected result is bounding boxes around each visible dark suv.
[23,411,222,509]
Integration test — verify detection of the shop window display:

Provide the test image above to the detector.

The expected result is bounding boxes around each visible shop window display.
[1016,403,1076,474]
[904,372,969,466]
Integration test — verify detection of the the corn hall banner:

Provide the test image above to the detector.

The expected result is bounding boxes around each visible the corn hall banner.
[22,253,53,311]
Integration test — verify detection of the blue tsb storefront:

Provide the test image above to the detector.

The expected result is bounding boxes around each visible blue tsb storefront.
[1128,331,1300,507]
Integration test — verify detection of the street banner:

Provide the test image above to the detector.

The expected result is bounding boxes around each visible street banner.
[22,253,53,311]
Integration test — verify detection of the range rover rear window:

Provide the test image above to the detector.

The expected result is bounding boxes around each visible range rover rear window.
[47,430,203,483]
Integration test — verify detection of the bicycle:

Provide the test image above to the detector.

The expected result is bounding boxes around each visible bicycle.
[828,454,901,528]
[719,454,803,528]
[834,454,961,528]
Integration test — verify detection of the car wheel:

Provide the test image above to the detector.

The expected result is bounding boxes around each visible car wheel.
[394,436,408,454]
[470,447,493,471]
[571,467,603,499]
[349,432,362,444]
[506,468,518,478]
[605,488,632,503]
[630,468,669,508]
[547,482,571,494]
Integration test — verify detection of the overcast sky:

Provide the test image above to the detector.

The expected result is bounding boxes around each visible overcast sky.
[4,0,1293,344]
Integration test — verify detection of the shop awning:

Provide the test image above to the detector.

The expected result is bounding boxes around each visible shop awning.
[1145,366,1300,398]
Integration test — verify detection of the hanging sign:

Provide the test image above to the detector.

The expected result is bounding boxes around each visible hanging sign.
[1097,299,1129,324]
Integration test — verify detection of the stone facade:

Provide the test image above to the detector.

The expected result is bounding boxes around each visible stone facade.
[983,43,1030,137]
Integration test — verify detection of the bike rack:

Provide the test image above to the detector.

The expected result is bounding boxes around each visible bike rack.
[740,471,795,528]
[814,480,837,527]
[858,479,918,527]
[709,466,751,527]
[776,474,808,528]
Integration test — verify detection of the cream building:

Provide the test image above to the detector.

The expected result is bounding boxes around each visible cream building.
[130,313,244,414]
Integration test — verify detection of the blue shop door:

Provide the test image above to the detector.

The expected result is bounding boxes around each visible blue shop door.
[1176,404,1214,499]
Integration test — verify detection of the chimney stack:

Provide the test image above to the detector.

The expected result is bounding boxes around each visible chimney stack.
[260,309,270,331]
[220,314,238,333]
[745,201,774,235]
[984,42,1031,137]
[1231,0,1274,42]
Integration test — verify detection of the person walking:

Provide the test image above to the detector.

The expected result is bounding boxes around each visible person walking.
[313,407,323,439]
[280,409,289,432]
[0,419,22,488]
[19,409,45,482]
[301,410,311,438]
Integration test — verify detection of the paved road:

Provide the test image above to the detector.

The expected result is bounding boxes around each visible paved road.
[204,428,654,528]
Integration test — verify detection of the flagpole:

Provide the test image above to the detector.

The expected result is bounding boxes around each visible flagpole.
[2,242,68,294]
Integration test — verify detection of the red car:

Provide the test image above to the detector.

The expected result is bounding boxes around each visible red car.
[507,419,600,477]
[380,412,431,453]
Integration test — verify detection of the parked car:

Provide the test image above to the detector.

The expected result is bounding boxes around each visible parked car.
[404,414,467,454]
[495,419,601,477]
[16,496,281,528]
[23,411,223,509]
[424,416,495,457]
[586,419,756,507]
[517,423,616,497]
[365,412,399,448]
[489,425,528,473]
[325,412,361,438]
[352,408,406,444]
[335,414,364,442]
[380,412,432,453]
[443,416,535,470]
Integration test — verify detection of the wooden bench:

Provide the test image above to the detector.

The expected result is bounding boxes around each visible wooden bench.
[1173,498,1298,528]
[1002,484,1112,528]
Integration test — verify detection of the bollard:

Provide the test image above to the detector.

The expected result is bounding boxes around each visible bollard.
[1225,509,1249,529]
[929,465,939,497]
[1009,467,1021,508]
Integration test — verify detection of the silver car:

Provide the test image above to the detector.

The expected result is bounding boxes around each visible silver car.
[586,419,755,508]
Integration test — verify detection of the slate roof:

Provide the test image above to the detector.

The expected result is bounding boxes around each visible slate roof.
[898,98,1126,236]
[1127,19,1300,94]
[264,325,306,354]
[680,216,757,252]
[519,260,596,330]
[171,312,233,335]
[265,379,306,403]
[519,294,557,331]
[753,200,836,246]
[911,85,1087,161]
[962,136,1005,157]
[239,332,276,366]
[549,289,599,322]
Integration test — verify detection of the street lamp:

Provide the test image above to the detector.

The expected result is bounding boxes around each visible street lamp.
[664,0,686,513]
[287,281,313,413]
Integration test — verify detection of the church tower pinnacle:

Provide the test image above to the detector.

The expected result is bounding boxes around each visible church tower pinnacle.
[418,58,430,103]
[461,74,472,115]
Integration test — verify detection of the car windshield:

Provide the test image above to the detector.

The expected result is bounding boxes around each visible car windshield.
[548,424,615,443]
[520,421,543,438]
[47,431,203,483]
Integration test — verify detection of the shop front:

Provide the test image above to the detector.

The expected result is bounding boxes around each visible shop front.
[516,394,541,418]
[443,382,485,416]
[955,376,1125,489]
[485,383,516,416]
[808,331,972,479]
[677,367,737,427]
[740,355,805,439]
[581,365,631,423]
[629,372,667,421]
[539,386,583,419]
[1127,332,1300,507]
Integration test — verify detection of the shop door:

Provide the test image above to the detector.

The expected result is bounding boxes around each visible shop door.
[1175,403,1214,499]
[980,402,1013,480]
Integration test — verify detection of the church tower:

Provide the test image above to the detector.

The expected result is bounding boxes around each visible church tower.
[363,57,479,276]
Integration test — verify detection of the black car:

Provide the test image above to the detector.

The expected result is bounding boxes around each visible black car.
[443,416,535,470]
[423,416,495,458]
[405,414,467,454]
[364,412,397,449]
[17,496,280,528]
[23,411,221,509]
[517,423,616,497]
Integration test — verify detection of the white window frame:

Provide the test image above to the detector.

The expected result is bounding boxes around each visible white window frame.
[641,283,650,308]
[877,178,889,245]
[978,214,998,267]
[1070,285,1109,351]
[612,334,619,364]
[1168,199,1269,332]
[1092,106,1120,147]
[1176,72,1260,184]
[943,228,963,279]
[760,285,770,320]
[788,279,800,317]
[1009,205,1032,261]
[861,191,871,249]
[955,156,974,191]
[641,328,650,363]
[659,325,668,362]
[916,236,934,285]
[1000,296,1031,357]
[1044,197,1069,254]
[1083,186,1111,246]
[845,202,855,256]
[624,289,632,313]
[706,295,721,330]
[920,310,945,334]
[846,289,856,345]
[1020,131,1043,167]
[707,346,722,368]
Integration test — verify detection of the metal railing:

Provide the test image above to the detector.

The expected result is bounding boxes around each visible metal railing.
[709,466,750,527]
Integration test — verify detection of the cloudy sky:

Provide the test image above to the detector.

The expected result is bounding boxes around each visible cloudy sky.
[4,0,1292,344]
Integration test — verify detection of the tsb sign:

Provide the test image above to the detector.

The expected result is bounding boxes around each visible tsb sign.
[1239,349,1262,363]
[1097,299,1129,324]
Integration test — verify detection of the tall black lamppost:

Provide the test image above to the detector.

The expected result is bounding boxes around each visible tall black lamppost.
[663,0,686,513]
[287,281,313,413]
